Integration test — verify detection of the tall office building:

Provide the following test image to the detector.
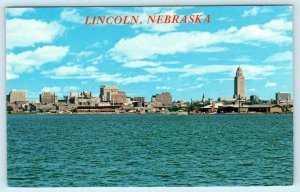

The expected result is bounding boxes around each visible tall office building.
[275,92,291,101]
[233,66,246,99]
[7,90,26,103]
[99,85,119,102]
[40,92,56,104]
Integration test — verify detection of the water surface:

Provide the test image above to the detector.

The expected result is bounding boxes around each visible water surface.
[7,114,293,186]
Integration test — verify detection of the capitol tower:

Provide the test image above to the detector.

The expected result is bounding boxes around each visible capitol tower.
[233,66,246,99]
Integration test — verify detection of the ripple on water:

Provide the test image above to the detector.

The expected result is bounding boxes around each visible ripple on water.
[7,114,293,186]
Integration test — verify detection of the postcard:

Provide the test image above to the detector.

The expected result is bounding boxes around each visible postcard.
[6,6,293,187]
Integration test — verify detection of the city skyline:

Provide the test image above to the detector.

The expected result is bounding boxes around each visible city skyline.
[6,6,293,101]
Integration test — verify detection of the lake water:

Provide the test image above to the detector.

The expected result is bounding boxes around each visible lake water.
[7,114,293,186]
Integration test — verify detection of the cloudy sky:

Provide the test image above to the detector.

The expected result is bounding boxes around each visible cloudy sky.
[6,6,293,101]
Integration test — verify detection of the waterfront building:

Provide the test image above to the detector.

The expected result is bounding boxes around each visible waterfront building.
[77,91,101,106]
[218,104,284,114]
[233,66,246,99]
[78,97,100,106]
[131,97,145,107]
[201,94,205,102]
[276,92,291,101]
[79,91,92,99]
[69,92,78,104]
[151,92,172,107]
[250,95,260,104]
[109,92,127,105]
[70,92,78,97]
[131,97,145,103]
[218,97,236,103]
[7,90,26,103]
[99,85,119,102]
[40,92,56,104]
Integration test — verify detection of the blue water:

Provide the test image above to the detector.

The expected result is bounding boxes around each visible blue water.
[7,114,293,186]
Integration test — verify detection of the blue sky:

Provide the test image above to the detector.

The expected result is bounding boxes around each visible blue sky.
[6,6,293,102]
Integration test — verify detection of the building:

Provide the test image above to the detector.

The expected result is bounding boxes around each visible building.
[109,92,127,105]
[70,92,78,97]
[99,85,119,102]
[151,92,172,107]
[78,97,100,106]
[276,92,291,101]
[40,92,56,104]
[131,97,145,107]
[250,95,260,104]
[218,104,284,114]
[69,92,78,104]
[233,66,246,99]
[79,91,92,99]
[7,90,26,103]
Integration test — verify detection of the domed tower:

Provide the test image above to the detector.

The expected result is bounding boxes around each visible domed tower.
[233,66,246,99]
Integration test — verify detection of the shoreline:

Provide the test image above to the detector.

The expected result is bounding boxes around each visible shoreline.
[7,112,293,115]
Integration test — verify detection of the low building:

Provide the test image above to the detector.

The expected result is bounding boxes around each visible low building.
[131,97,145,107]
[218,104,284,113]
[78,97,100,106]
[151,92,172,107]
[109,92,127,105]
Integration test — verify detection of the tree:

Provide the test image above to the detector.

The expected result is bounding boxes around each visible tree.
[7,106,13,113]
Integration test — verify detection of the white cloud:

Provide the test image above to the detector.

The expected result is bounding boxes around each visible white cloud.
[242,7,260,17]
[174,84,204,92]
[196,77,207,81]
[41,86,61,93]
[263,19,292,31]
[77,51,94,58]
[108,21,291,62]
[7,8,35,17]
[42,65,158,85]
[242,7,273,17]
[114,75,157,85]
[86,66,98,72]
[74,51,95,62]
[260,7,273,14]
[232,55,251,62]
[63,86,79,92]
[144,64,278,80]
[265,82,277,87]
[218,17,228,21]
[217,17,234,22]
[6,71,19,80]
[249,88,256,92]
[264,51,292,63]
[60,9,85,24]
[176,88,184,92]
[156,86,172,90]
[7,46,69,80]
[88,42,101,49]
[42,65,89,77]
[7,19,65,49]
[89,55,103,65]
[123,61,161,68]
[190,84,204,89]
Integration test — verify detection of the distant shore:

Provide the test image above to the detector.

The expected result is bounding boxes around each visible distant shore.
[7,111,293,115]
